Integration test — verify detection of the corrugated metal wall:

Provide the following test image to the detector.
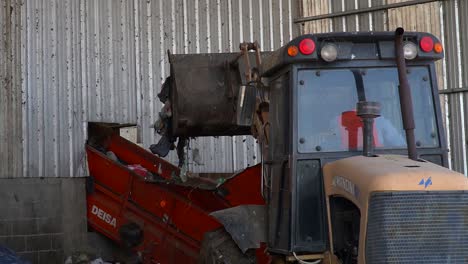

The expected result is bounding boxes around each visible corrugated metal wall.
[299,0,468,175]
[442,0,468,175]
[22,0,87,178]
[17,0,299,177]
[0,0,22,178]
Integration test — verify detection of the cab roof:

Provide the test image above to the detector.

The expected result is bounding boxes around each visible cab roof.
[262,31,444,76]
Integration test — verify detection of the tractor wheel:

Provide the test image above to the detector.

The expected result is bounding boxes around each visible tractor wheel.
[198,229,257,264]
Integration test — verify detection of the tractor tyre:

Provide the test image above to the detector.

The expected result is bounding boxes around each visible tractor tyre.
[198,228,257,264]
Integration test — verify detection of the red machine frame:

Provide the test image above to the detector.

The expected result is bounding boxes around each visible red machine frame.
[86,133,268,263]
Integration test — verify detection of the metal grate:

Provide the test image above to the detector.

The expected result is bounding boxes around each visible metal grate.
[366,192,468,264]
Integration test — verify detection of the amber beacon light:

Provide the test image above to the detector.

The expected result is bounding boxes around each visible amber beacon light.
[287,45,299,57]
[434,42,443,53]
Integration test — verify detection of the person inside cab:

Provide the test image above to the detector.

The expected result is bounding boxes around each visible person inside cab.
[297,68,407,153]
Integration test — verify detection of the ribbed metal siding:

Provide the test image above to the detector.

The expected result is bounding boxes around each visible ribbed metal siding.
[442,0,468,175]
[0,0,22,178]
[367,192,468,263]
[299,0,467,175]
[331,0,387,32]
[300,0,387,34]
[18,0,298,177]
[300,0,331,33]
[22,0,87,178]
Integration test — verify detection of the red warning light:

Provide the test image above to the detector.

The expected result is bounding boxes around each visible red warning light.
[299,38,316,55]
[420,36,434,53]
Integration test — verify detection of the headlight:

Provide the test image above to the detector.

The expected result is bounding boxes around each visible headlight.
[320,43,338,62]
[403,42,418,60]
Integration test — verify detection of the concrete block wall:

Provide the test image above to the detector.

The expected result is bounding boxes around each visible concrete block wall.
[0,178,88,263]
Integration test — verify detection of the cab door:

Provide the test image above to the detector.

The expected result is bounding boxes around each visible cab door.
[265,72,292,252]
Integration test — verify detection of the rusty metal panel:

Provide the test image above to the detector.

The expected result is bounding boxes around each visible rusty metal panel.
[19,0,298,177]
[0,0,22,178]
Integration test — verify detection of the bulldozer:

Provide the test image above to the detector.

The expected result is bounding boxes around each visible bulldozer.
[85,28,468,264]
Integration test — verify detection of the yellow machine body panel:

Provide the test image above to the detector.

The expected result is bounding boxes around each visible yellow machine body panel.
[323,155,468,264]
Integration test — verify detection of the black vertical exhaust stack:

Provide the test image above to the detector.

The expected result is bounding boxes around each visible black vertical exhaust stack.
[357,101,381,157]
[395,27,419,161]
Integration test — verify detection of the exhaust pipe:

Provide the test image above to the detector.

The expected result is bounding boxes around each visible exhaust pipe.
[357,101,381,157]
[395,27,418,161]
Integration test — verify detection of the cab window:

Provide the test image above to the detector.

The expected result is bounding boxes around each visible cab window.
[297,67,439,153]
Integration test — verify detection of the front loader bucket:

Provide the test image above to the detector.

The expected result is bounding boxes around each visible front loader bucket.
[168,51,270,137]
